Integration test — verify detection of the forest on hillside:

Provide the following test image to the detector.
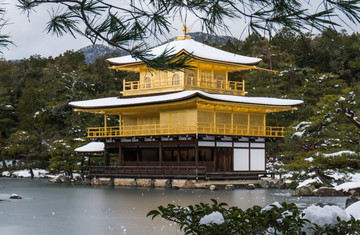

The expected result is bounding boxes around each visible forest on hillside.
[0,28,359,185]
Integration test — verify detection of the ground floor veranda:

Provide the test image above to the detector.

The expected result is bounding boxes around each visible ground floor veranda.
[89,135,272,180]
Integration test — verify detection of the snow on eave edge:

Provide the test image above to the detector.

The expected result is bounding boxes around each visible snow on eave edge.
[68,91,304,110]
[75,142,105,153]
[106,50,262,67]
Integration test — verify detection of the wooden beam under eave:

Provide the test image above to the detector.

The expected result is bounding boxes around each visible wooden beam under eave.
[196,99,298,113]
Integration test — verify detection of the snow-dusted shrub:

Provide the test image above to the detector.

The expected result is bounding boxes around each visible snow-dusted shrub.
[148,200,360,235]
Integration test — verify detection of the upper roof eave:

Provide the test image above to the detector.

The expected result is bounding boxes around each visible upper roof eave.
[106,39,263,67]
[106,49,262,68]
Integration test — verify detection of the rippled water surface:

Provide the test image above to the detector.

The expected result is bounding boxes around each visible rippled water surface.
[0,178,346,234]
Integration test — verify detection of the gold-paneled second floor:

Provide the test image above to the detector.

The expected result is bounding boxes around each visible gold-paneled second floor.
[122,67,246,96]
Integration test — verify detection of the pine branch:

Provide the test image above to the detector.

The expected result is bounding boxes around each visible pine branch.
[15,0,360,69]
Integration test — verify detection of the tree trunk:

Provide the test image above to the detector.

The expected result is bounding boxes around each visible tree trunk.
[80,156,85,178]
[68,169,73,179]
[29,168,34,178]
[2,157,8,169]
[315,168,332,186]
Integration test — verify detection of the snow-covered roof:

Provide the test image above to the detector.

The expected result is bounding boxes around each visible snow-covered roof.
[69,90,303,109]
[107,38,262,66]
[75,142,104,153]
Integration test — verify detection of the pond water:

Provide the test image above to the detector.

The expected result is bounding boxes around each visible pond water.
[0,178,346,235]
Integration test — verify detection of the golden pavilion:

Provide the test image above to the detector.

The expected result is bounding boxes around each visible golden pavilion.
[70,33,303,180]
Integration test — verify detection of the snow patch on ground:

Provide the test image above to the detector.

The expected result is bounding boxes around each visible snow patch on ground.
[297,178,320,188]
[333,173,360,191]
[2,169,49,178]
[199,211,225,225]
[335,182,360,192]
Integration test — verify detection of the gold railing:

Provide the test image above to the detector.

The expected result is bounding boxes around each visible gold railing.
[123,78,245,93]
[87,123,284,138]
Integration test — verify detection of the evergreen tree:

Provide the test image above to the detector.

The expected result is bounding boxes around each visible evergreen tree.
[2,130,41,177]
[49,139,83,178]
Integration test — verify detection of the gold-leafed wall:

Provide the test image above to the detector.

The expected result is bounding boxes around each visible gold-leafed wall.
[198,110,265,129]
[123,114,160,127]
[160,109,197,126]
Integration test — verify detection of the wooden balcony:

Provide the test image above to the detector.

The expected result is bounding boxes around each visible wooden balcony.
[122,78,246,96]
[87,123,284,138]
[89,166,207,179]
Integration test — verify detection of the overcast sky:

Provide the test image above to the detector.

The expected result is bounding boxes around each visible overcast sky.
[1,1,360,61]
[1,1,105,60]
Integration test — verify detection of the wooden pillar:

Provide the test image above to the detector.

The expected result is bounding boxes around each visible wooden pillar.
[248,142,251,171]
[231,110,234,135]
[231,141,234,171]
[263,113,266,136]
[177,144,180,166]
[213,108,216,134]
[136,145,140,165]
[104,114,107,128]
[104,114,107,137]
[211,68,214,88]
[197,68,201,87]
[88,155,91,170]
[195,143,199,168]
[166,71,169,86]
[119,114,122,136]
[159,142,162,166]
[118,144,122,166]
[225,68,228,83]
[168,112,171,133]
[247,113,250,135]
[104,148,110,166]
[214,143,217,171]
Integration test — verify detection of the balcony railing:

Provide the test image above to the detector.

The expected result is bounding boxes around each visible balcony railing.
[122,78,246,95]
[89,166,207,179]
[87,123,284,138]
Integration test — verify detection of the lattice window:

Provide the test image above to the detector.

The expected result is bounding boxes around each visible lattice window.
[144,77,151,88]
[216,77,223,88]
[186,73,195,85]
[250,114,264,127]
[216,112,231,124]
[198,110,214,124]
[172,73,180,85]
[233,113,248,126]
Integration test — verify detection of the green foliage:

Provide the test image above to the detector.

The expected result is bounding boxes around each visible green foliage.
[1,130,44,174]
[312,216,360,235]
[3,130,40,159]
[0,50,125,172]
[148,200,360,235]
[49,139,83,177]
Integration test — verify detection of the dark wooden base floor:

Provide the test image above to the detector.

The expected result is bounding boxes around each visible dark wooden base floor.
[89,166,266,180]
